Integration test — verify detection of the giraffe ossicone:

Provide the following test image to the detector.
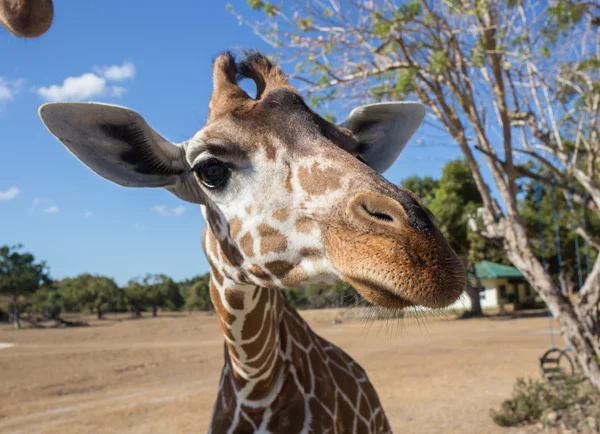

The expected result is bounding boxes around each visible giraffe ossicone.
[39,50,466,433]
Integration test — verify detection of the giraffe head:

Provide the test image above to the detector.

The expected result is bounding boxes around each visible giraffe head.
[0,0,53,38]
[39,51,465,310]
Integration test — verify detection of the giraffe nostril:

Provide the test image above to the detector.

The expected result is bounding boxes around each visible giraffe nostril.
[361,204,394,223]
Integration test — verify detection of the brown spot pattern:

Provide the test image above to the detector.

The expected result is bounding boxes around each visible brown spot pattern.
[257,224,288,254]
[212,269,224,287]
[229,217,243,239]
[263,142,277,161]
[295,217,317,234]
[297,162,343,197]
[239,232,255,257]
[264,260,294,279]
[225,289,245,310]
[248,264,269,279]
[272,208,290,222]
[299,247,322,260]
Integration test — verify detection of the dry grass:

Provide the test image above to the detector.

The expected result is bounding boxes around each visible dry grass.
[0,310,564,434]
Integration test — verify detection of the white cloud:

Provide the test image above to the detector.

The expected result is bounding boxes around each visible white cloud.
[38,61,135,102]
[110,86,126,97]
[38,73,106,102]
[0,79,13,102]
[0,78,25,105]
[133,223,146,231]
[153,205,169,216]
[31,197,53,209]
[84,211,94,217]
[153,205,186,217]
[0,186,20,200]
[172,206,186,216]
[31,198,58,214]
[96,61,135,81]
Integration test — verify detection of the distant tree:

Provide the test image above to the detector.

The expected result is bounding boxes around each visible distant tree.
[428,160,483,256]
[400,175,439,206]
[163,277,185,311]
[179,274,212,312]
[124,280,149,318]
[126,274,183,317]
[519,180,600,295]
[30,287,63,321]
[0,244,51,328]
[281,287,310,309]
[186,278,212,312]
[56,274,123,319]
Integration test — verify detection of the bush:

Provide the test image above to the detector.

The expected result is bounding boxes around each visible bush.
[29,288,63,320]
[491,377,580,427]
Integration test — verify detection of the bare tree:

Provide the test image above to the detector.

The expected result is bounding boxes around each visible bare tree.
[232,0,600,387]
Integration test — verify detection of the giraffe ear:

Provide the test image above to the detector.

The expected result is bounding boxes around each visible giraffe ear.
[38,102,203,204]
[339,102,425,174]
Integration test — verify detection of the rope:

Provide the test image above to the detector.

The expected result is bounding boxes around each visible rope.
[535,181,555,350]
[550,182,565,297]
[580,196,591,276]
[569,187,584,290]
[551,182,571,352]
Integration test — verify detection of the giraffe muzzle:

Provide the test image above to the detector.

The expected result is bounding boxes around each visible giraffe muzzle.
[323,190,465,310]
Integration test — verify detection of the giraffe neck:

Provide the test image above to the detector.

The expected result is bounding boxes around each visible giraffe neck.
[209,273,285,397]
[208,272,393,433]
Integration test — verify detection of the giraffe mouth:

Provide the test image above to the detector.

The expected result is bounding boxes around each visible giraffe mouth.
[342,276,416,310]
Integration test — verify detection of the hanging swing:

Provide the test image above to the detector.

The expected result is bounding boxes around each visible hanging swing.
[533,181,587,381]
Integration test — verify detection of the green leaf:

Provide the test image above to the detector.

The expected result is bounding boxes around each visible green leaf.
[430,51,450,74]
[298,17,314,31]
[395,68,417,95]
[247,0,264,10]
[323,113,337,123]
[264,2,278,16]
[374,21,392,37]
[394,0,422,21]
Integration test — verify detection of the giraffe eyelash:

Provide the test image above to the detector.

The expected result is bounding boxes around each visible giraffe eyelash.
[189,157,234,174]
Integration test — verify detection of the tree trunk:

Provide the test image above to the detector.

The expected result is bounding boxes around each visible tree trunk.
[12,295,20,329]
[504,232,600,390]
[465,283,483,316]
[152,305,158,317]
[97,309,103,320]
[466,263,484,316]
[553,295,600,389]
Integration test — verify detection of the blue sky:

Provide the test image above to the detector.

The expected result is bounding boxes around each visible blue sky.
[0,0,465,285]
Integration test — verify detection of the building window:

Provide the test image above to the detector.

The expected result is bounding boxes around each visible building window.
[524,283,531,297]
[499,284,507,299]
[479,291,486,300]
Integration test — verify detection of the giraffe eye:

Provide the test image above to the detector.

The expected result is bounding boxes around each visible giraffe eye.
[193,158,230,189]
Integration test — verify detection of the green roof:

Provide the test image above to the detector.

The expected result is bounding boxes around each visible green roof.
[473,260,524,280]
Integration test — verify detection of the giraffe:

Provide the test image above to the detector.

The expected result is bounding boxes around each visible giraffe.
[38,51,466,433]
[0,0,53,38]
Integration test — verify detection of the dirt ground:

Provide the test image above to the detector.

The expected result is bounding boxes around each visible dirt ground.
[0,310,566,434]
